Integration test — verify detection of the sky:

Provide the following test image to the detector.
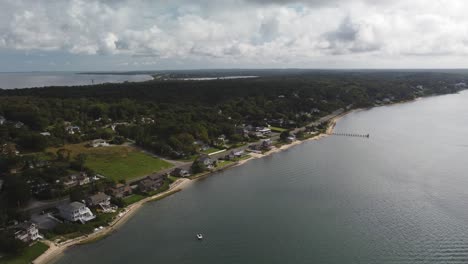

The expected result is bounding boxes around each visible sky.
[1,0,468,71]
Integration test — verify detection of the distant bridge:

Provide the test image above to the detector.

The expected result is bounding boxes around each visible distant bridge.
[330,132,370,138]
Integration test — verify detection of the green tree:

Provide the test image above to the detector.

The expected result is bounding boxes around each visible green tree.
[4,175,31,208]
[280,130,291,141]
[0,230,27,255]
[191,160,207,174]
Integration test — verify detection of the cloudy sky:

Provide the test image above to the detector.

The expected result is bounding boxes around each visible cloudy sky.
[1,0,468,71]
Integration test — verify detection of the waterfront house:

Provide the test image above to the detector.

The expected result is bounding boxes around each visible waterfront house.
[261,139,273,149]
[232,150,245,157]
[171,168,190,177]
[86,192,111,207]
[286,135,296,143]
[195,154,215,169]
[107,183,133,198]
[13,222,41,243]
[58,202,95,223]
[138,174,166,193]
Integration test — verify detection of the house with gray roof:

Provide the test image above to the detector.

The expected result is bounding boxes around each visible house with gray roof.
[58,202,95,223]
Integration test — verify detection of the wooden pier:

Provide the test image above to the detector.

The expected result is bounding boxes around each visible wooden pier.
[330,132,370,138]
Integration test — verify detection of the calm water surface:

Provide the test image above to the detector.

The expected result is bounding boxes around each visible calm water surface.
[0,72,153,89]
[55,91,468,264]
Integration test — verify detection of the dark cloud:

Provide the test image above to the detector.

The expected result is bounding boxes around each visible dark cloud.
[326,16,358,43]
[258,18,279,43]
[324,16,380,54]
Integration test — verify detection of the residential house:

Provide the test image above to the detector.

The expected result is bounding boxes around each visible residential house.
[248,131,264,138]
[171,168,190,177]
[30,180,50,195]
[62,175,78,188]
[138,174,166,193]
[65,125,81,135]
[58,202,95,223]
[225,150,245,160]
[261,139,273,150]
[110,122,130,131]
[268,118,284,127]
[91,139,109,148]
[13,222,41,243]
[256,127,271,135]
[86,192,111,207]
[107,183,133,198]
[14,122,24,128]
[217,134,226,142]
[232,150,245,157]
[62,172,89,188]
[286,135,296,143]
[141,117,155,124]
[40,132,51,136]
[77,172,90,185]
[1,143,18,156]
[195,154,215,169]
[35,160,50,168]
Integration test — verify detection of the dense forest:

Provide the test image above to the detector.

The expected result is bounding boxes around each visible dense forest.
[0,71,466,156]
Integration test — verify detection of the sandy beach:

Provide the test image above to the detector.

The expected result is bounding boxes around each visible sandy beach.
[33,178,192,264]
[32,109,353,264]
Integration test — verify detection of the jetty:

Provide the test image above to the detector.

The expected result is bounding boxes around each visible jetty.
[330,132,370,138]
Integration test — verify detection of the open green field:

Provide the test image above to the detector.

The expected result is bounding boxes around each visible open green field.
[0,242,49,264]
[47,144,173,182]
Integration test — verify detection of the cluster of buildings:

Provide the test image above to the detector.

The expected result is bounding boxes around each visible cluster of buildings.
[54,173,169,225]
[61,172,101,189]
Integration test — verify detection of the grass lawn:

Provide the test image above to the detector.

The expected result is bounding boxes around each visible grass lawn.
[47,143,173,182]
[217,160,234,167]
[201,147,222,154]
[0,242,49,264]
[123,194,146,206]
[269,126,287,132]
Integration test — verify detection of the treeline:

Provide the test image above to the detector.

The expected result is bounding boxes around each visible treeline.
[0,71,466,158]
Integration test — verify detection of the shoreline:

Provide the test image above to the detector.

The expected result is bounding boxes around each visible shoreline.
[32,100,411,264]
[32,178,192,264]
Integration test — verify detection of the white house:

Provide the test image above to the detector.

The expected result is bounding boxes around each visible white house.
[91,139,109,148]
[14,222,41,243]
[58,202,95,223]
[65,125,81,135]
[256,127,271,135]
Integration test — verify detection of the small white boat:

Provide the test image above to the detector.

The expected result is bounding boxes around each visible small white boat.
[196,233,203,240]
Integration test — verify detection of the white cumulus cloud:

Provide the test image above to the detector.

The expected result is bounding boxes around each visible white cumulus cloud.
[1,0,468,68]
